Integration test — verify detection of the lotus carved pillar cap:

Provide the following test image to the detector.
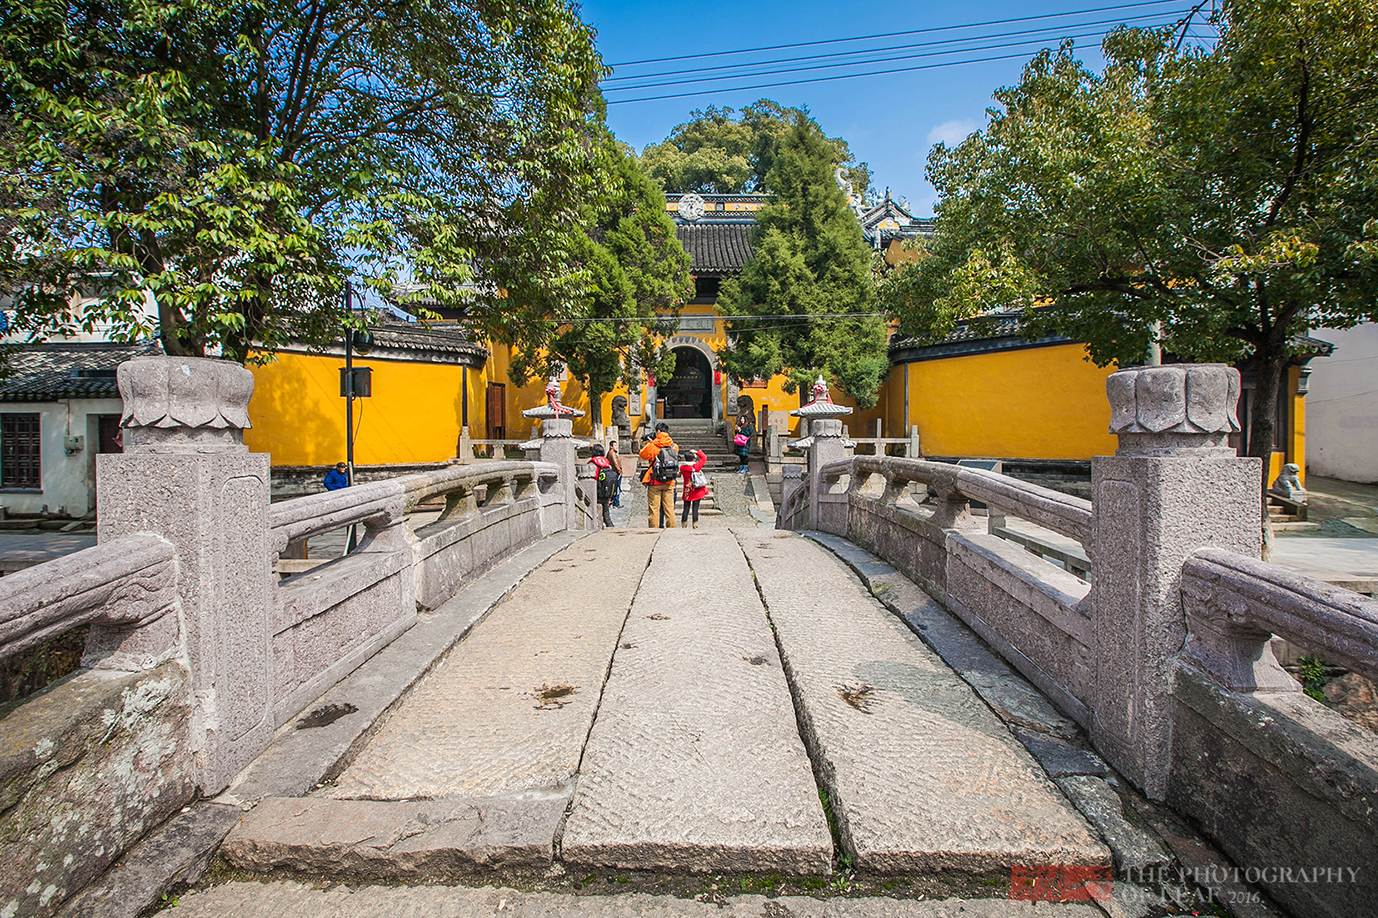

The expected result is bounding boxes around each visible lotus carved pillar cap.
[1106,363,1241,457]
[117,357,255,453]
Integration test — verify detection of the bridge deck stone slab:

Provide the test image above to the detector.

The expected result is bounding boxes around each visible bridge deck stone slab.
[325,530,660,800]
[561,529,833,874]
[172,880,1105,917]
[734,530,1110,874]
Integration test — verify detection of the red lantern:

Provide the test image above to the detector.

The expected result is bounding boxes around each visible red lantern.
[714,370,722,385]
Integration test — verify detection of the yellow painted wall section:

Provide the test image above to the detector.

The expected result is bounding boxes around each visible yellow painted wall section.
[246,352,468,466]
[1289,365,1306,487]
[904,344,1120,460]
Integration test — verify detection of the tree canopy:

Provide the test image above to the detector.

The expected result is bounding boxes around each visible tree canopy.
[1,0,605,361]
[640,100,873,202]
[505,134,692,428]
[881,0,1378,468]
[718,113,888,407]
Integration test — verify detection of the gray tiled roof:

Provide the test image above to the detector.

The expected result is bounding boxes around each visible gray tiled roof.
[0,341,162,401]
[369,320,488,359]
[676,224,755,275]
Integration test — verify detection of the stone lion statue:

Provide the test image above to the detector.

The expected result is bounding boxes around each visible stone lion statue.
[1270,463,1306,503]
[610,394,631,438]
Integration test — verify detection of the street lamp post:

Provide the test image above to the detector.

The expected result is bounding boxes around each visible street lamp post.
[341,281,373,552]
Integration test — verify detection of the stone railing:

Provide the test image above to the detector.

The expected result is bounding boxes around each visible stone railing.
[0,356,593,918]
[0,534,196,918]
[1169,548,1378,918]
[781,364,1378,916]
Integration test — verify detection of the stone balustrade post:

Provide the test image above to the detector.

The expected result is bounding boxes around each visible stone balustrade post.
[805,419,851,531]
[1089,364,1261,799]
[97,357,275,793]
[537,418,579,531]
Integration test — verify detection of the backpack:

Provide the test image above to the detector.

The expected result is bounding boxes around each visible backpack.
[649,444,680,483]
[595,465,613,502]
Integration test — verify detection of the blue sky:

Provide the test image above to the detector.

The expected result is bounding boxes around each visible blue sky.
[580,1,1208,215]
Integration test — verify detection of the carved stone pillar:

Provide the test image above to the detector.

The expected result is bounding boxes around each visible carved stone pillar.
[789,376,854,532]
[97,357,274,794]
[1089,364,1261,799]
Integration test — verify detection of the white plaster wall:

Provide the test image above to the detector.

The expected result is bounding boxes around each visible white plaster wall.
[0,398,123,515]
[1306,323,1378,483]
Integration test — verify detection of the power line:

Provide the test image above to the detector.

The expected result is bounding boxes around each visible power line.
[605,49,1075,105]
[606,0,1186,68]
[602,10,1174,85]
[603,22,1176,94]
[552,313,891,323]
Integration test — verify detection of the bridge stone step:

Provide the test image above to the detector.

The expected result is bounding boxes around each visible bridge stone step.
[735,530,1112,874]
[170,879,1107,916]
[560,529,833,874]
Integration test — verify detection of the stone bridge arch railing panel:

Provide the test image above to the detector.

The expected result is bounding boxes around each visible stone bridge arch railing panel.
[780,364,1378,917]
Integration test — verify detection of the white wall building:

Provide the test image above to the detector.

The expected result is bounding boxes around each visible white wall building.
[0,341,160,516]
[1306,323,1378,484]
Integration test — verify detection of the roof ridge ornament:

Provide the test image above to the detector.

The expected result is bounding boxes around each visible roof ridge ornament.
[678,192,705,223]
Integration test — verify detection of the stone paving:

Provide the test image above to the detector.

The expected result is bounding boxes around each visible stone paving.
[735,530,1109,875]
[326,532,660,800]
[562,529,831,874]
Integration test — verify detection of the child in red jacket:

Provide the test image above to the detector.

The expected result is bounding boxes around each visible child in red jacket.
[680,449,708,528]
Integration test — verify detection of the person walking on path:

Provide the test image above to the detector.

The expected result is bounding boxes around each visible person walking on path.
[680,449,708,528]
[639,422,679,529]
[588,444,615,528]
[324,462,350,490]
[733,415,755,473]
[606,440,623,508]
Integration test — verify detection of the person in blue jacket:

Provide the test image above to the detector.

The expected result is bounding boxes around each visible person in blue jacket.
[324,462,350,490]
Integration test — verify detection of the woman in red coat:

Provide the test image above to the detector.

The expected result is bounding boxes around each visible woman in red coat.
[679,449,708,529]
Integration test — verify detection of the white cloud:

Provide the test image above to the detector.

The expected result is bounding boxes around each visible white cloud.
[925,118,978,148]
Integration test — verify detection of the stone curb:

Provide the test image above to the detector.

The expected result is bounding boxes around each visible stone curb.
[59,531,585,918]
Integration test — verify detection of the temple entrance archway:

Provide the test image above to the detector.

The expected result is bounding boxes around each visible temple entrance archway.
[662,336,720,423]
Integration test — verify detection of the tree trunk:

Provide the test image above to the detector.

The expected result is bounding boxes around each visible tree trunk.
[1249,350,1288,561]
[589,386,605,442]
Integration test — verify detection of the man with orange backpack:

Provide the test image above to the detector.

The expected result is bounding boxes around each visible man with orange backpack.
[638,421,679,528]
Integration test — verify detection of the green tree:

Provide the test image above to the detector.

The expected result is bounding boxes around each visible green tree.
[1,0,604,362]
[641,100,873,202]
[506,136,691,430]
[719,113,888,407]
[883,0,1378,474]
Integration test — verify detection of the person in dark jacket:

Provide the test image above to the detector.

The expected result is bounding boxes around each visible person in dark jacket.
[680,449,708,528]
[324,462,350,490]
[588,444,615,527]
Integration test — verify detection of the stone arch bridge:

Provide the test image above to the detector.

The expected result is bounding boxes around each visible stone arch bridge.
[0,358,1373,918]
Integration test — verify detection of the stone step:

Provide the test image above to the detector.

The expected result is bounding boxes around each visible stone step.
[222,530,663,880]
[735,530,1111,874]
[560,529,833,874]
[170,879,1107,916]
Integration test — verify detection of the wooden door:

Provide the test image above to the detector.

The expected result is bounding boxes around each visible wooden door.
[486,383,506,439]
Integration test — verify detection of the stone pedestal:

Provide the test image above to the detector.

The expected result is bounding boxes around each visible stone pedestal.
[96,357,274,793]
[1088,365,1261,799]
